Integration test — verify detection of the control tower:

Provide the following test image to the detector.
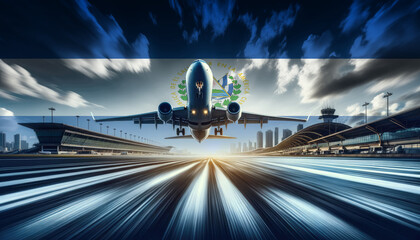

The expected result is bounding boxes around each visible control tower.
[319,107,338,123]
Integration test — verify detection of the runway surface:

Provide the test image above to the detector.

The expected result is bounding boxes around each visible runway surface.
[0,156,419,239]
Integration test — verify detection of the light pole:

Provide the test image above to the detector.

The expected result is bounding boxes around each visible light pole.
[125,133,127,139]
[42,116,45,123]
[48,107,56,123]
[120,130,122,137]
[76,115,80,127]
[106,126,109,134]
[362,102,370,124]
[114,128,116,136]
[87,119,90,130]
[383,92,393,116]
[99,123,103,133]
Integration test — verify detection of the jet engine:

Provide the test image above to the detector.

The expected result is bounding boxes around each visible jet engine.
[158,102,173,123]
[226,102,241,122]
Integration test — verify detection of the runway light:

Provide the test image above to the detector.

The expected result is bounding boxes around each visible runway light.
[203,109,208,115]
[192,109,196,115]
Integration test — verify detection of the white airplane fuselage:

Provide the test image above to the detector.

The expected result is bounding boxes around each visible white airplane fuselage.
[186,60,213,142]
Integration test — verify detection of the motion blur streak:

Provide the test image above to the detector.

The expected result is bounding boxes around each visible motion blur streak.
[0,156,419,239]
[263,161,420,194]
[214,161,273,239]
[164,161,209,239]
[261,189,368,239]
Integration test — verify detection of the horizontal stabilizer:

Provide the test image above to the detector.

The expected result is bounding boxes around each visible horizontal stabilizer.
[165,135,236,139]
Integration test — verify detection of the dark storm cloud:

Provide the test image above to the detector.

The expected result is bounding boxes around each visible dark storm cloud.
[302,31,333,58]
[197,0,236,38]
[169,0,236,40]
[340,0,370,34]
[1,0,420,58]
[0,0,149,58]
[182,29,200,44]
[311,59,420,99]
[240,4,300,58]
[350,0,420,58]
[169,0,183,17]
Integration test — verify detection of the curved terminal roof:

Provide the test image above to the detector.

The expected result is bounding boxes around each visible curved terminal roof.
[270,122,351,151]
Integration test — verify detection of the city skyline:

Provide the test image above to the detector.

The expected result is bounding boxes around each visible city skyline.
[231,125,307,153]
[0,132,30,152]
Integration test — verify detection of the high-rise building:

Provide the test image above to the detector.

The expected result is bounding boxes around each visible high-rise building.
[274,127,279,146]
[13,134,21,151]
[243,143,248,152]
[265,130,273,148]
[248,141,253,151]
[297,124,303,132]
[257,131,263,149]
[282,129,292,141]
[21,140,29,150]
[237,142,242,152]
[0,132,5,151]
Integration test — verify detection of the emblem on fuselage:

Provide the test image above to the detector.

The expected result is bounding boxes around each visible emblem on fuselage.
[170,61,251,108]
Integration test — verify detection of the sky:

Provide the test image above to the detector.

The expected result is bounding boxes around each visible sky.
[0,0,420,153]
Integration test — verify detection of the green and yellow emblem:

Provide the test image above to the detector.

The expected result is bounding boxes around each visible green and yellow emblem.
[170,61,250,107]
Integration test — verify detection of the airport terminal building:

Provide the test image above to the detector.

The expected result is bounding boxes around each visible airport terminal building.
[19,123,172,154]
[253,106,420,156]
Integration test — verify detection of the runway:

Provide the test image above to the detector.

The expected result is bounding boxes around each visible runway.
[0,156,419,239]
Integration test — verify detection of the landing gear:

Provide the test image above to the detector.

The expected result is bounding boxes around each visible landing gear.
[214,127,223,136]
[176,127,186,136]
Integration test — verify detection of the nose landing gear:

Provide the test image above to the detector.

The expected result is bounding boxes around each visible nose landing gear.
[176,127,186,136]
[214,127,223,136]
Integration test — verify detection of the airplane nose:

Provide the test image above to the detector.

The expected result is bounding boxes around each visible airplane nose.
[193,59,206,64]
[190,59,208,71]
[187,60,210,83]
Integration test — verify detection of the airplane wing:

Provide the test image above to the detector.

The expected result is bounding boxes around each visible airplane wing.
[92,107,189,128]
[211,107,307,128]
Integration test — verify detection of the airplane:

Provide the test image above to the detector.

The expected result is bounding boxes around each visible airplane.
[93,59,307,143]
